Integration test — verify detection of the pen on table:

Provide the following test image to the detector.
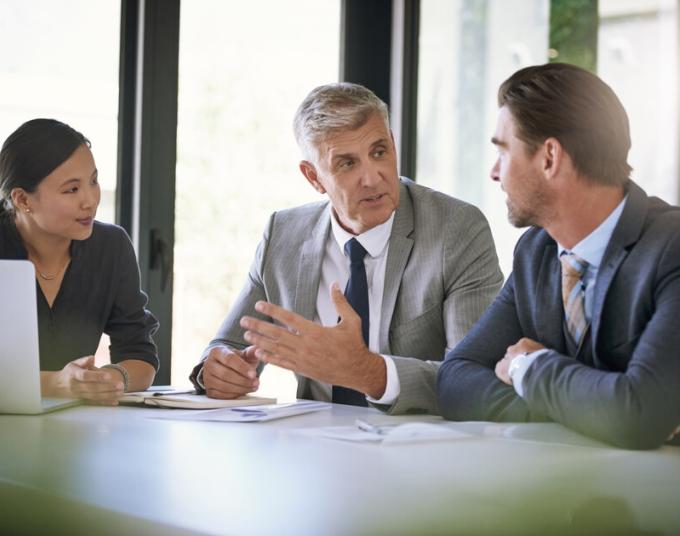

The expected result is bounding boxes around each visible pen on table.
[151,389,196,396]
[230,408,266,414]
[355,418,387,435]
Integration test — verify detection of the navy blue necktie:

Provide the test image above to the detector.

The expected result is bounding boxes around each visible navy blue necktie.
[332,238,369,406]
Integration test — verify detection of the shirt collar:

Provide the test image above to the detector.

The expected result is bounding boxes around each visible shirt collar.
[329,206,395,258]
[557,195,628,269]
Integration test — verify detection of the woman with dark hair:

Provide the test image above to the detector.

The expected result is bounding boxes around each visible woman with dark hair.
[0,118,159,404]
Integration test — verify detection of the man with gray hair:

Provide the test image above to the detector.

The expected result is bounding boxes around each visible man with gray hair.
[190,82,503,413]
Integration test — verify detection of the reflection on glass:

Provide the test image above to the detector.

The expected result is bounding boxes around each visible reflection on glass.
[0,0,120,224]
[417,0,549,278]
[0,0,120,366]
[173,0,341,396]
[599,0,678,204]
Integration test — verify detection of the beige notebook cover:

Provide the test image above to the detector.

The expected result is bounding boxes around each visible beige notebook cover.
[120,391,276,409]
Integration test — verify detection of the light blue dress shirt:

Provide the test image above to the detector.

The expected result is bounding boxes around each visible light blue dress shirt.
[510,196,628,397]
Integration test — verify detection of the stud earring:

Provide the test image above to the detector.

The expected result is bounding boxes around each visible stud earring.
[25,208,32,214]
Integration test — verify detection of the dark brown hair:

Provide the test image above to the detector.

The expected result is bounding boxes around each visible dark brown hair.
[0,118,90,215]
[498,63,632,186]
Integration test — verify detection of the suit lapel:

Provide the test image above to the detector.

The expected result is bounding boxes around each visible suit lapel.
[379,181,414,353]
[591,181,647,350]
[294,208,331,320]
[534,240,567,352]
[590,249,628,348]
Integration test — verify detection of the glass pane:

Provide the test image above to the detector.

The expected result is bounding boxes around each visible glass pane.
[417,0,550,278]
[599,0,678,204]
[0,0,121,367]
[0,0,121,225]
[173,0,341,396]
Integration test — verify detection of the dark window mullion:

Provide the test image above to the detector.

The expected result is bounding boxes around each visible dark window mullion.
[116,0,179,384]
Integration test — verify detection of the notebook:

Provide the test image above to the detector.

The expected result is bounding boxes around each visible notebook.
[119,390,276,409]
[0,260,80,414]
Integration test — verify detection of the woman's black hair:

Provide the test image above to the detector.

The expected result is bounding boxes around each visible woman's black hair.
[0,118,90,215]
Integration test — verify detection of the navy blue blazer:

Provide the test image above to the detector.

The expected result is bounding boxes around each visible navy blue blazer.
[437,181,680,449]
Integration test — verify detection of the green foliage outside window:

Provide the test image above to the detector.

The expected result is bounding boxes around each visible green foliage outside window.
[549,0,599,71]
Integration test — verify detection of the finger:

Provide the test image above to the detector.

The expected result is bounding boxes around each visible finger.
[205,387,251,400]
[73,386,124,401]
[255,348,295,370]
[504,345,518,359]
[72,379,124,396]
[204,364,259,391]
[71,355,96,369]
[329,282,356,320]
[81,390,123,402]
[243,329,298,359]
[254,301,312,333]
[495,360,511,385]
[74,368,120,383]
[210,351,258,380]
[242,345,261,365]
[84,397,120,406]
[240,316,299,346]
[240,315,295,339]
[242,324,294,352]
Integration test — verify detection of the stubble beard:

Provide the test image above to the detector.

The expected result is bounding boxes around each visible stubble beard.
[506,199,539,228]
[506,182,552,229]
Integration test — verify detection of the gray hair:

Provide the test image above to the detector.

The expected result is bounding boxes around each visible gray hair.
[293,82,390,162]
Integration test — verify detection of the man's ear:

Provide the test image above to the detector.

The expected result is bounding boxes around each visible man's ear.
[541,137,564,179]
[299,161,326,194]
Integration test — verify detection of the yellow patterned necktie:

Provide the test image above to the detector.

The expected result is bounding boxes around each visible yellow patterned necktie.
[560,252,589,345]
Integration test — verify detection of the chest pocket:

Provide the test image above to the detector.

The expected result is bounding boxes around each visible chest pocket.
[388,303,444,359]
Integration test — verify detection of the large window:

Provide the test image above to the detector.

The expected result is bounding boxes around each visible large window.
[0,0,121,366]
[173,0,341,396]
[599,0,678,204]
[416,0,679,279]
[416,0,550,277]
[0,0,121,224]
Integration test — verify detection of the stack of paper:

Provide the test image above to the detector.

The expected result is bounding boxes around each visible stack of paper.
[302,421,475,445]
[150,400,331,422]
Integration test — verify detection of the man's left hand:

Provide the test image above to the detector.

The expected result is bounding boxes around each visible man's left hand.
[239,282,387,398]
[495,337,546,385]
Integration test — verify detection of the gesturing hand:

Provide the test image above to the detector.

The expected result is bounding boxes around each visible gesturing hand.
[240,282,386,398]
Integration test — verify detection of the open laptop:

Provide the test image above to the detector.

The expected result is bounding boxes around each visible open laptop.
[0,259,80,414]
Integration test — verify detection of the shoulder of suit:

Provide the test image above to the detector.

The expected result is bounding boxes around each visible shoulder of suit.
[645,195,680,226]
[269,200,328,227]
[263,200,330,249]
[399,177,488,229]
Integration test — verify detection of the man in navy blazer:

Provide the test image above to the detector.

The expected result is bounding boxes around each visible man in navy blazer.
[437,62,680,449]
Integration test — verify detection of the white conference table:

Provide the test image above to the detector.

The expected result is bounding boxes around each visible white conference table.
[1,402,679,536]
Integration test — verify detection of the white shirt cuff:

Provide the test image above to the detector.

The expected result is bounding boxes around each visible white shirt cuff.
[509,349,549,398]
[196,366,206,390]
[366,355,400,405]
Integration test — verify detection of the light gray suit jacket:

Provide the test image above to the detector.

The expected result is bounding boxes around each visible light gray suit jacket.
[194,178,503,414]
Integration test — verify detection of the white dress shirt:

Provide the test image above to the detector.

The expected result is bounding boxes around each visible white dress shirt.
[314,207,400,404]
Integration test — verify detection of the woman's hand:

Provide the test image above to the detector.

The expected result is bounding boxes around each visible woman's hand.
[41,355,125,405]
